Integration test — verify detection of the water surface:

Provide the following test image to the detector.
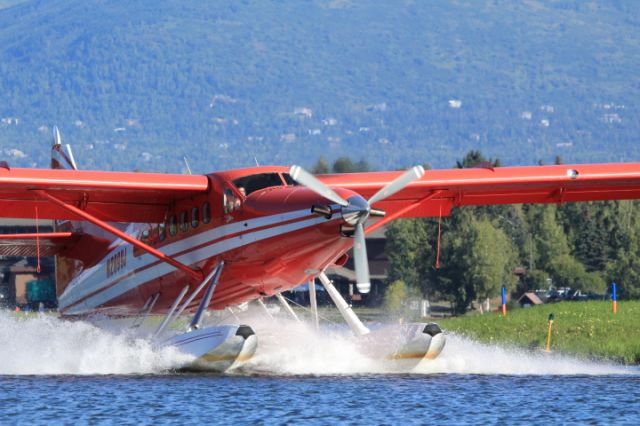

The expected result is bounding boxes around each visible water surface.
[1,312,638,424]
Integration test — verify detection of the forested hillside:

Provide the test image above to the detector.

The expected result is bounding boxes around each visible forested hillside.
[0,0,639,172]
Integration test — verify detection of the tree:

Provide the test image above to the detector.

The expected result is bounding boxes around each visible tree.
[331,157,371,173]
[526,204,570,271]
[384,280,410,317]
[606,252,640,298]
[455,150,500,169]
[518,269,549,294]
[605,226,640,298]
[311,156,329,174]
[386,219,432,295]
[549,254,605,293]
[434,217,518,313]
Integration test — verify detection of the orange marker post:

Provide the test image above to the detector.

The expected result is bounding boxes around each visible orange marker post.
[501,286,507,316]
[545,313,555,353]
[612,282,618,315]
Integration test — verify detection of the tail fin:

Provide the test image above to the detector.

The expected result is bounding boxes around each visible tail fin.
[50,126,81,299]
[51,126,78,170]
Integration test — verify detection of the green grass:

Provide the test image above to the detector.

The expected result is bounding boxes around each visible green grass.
[437,301,640,364]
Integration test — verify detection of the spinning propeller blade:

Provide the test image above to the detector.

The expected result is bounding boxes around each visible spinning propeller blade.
[368,165,425,205]
[289,164,425,294]
[289,165,349,207]
[353,222,371,293]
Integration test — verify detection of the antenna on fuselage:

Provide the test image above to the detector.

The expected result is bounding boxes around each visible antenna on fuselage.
[183,156,193,175]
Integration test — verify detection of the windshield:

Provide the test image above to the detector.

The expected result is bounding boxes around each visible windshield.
[232,173,285,195]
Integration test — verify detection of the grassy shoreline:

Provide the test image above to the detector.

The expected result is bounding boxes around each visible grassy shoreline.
[435,301,640,364]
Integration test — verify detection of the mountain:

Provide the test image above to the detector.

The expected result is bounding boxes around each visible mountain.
[0,0,639,173]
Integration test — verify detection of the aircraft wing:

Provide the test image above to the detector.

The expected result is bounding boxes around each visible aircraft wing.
[317,163,640,218]
[0,168,209,223]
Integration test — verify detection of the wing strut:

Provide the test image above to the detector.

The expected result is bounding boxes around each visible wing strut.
[33,190,203,281]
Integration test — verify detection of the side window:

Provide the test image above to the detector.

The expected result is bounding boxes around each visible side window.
[192,207,199,228]
[158,223,166,241]
[223,187,240,214]
[203,202,211,224]
[180,211,188,233]
[169,215,177,236]
[223,188,233,214]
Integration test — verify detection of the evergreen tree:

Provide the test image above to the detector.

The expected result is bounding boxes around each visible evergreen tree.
[332,157,355,173]
[605,210,640,298]
[433,216,518,313]
[526,204,571,271]
[606,245,640,299]
[311,156,329,174]
[331,157,371,173]
[386,218,432,295]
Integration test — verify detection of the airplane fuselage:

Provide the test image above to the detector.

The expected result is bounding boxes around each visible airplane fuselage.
[57,167,355,317]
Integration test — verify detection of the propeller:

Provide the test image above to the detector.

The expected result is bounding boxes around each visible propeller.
[289,165,349,207]
[289,165,425,293]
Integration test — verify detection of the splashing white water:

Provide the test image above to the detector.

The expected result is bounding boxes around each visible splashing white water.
[0,311,193,375]
[0,309,635,376]
[242,318,381,375]
[413,333,634,376]
[239,315,635,376]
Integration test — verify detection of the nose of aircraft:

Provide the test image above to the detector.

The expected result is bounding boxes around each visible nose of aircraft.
[339,194,369,225]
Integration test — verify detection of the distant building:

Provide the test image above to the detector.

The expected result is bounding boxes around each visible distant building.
[1,117,19,126]
[0,219,55,309]
[603,113,622,124]
[518,292,544,308]
[326,227,389,306]
[293,107,313,118]
[280,133,296,143]
[4,148,26,158]
[366,102,388,112]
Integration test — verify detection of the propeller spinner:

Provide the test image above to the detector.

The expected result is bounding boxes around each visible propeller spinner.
[289,165,425,294]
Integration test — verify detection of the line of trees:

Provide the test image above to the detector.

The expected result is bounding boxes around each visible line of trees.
[312,152,640,313]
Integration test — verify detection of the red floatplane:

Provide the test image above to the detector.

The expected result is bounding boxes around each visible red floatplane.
[1,128,639,371]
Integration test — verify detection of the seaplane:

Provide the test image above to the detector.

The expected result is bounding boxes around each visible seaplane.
[1,128,640,372]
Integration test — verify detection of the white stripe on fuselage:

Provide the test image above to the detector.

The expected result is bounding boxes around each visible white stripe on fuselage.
[59,208,338,315]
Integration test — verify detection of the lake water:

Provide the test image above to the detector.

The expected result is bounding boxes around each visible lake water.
[1,312,638,424]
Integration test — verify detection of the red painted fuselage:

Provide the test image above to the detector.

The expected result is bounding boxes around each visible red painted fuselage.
[56,166,355,317]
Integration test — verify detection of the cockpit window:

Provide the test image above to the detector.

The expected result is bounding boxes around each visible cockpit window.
[232,173,285,196]
[282,173,299,186]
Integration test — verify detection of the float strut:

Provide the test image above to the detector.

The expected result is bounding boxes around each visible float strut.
[174,262,225,322]
[190,261,225,330]
[153,285,189,339]
[275,292,301,322]
[319,272,370,337]
[132,293,160,329]
[309,280,319,331]
[256,298,274,319]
